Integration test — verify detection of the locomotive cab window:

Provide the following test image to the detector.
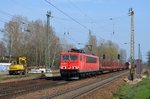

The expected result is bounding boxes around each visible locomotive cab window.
[70,55,78,60]
[62,55,69,60]
[61,55,78,60]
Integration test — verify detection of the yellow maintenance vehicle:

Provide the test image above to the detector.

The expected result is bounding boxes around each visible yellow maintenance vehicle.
[9,56,27,75]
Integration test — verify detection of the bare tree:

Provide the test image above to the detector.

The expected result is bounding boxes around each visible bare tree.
[85,31,121,61]
[0,41,6,56]
[120,48,127,62]
[86,31,98,54]
[102,40,118,61]
[2,16,63,66]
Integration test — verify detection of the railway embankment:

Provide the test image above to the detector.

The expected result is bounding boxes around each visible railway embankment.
[0,73,43,83]
[113,69,150,99]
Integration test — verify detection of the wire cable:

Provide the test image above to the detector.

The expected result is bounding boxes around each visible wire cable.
[67,0,93,22]
[0,10,29,25]
[0,18,7,23]
[0,10,13,17]
[63,32,86,46]
[45,0,89,31]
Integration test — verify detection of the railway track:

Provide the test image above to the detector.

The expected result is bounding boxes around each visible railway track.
[40,71,128,99]
[0,70,128,99]
[0,78,67,98]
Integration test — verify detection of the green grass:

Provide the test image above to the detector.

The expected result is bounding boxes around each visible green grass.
[26,73,43,77]
[0,73,43,80]
[114,77,150,99]
[0,74,4,78]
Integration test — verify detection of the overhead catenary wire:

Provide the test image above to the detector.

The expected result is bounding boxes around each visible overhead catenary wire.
[0,2,106,45]
[0,10,13,17]
[65,0,105,42]
[45,0,106,43]
[45,0,89,31]
[52,16,72,22]
[0,10,29,25]
[67,0,95,31]
[53,16,92,23]
[0,10,32,34]
[0,10,12,23]
[67,0,93,22]
[0,18,7,23]
[6,0,113,45]
[63,32,86,46]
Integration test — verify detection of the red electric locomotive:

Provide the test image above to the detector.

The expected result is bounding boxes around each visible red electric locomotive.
[60,48,127,80]
[60,48,99,79]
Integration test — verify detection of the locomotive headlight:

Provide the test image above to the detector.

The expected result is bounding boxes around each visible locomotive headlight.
[60,66,66,69]
[72,66,79,69]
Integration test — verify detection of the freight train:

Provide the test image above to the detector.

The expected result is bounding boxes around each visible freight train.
[60,48,128,80]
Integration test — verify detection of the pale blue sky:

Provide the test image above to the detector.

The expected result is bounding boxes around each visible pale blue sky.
[0,0,149,61]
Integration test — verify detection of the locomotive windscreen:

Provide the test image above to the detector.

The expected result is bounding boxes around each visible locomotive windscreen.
[61,55,78,60]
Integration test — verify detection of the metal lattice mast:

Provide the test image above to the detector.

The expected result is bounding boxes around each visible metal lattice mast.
[129,8,134,65]
[45,11,51,68]
[138,44,141,60]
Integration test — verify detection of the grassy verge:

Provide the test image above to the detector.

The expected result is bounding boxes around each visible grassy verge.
[26,73,43,78]
[114,71,150,99]
[0,74,5,78]
[0,73,43,81]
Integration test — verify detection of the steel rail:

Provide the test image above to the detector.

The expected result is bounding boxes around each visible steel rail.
[0,80,67,98]
[40,71,128,99]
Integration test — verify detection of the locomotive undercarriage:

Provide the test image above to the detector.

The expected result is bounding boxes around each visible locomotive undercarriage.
[60,70,101,80]
[60,70,79,80]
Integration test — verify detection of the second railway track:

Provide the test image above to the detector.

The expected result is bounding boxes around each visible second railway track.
[40,71,128,99]
[0,78,67,99]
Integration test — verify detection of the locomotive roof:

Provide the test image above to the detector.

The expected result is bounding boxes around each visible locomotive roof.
[61,51,98,58]
[60,48,98,57]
